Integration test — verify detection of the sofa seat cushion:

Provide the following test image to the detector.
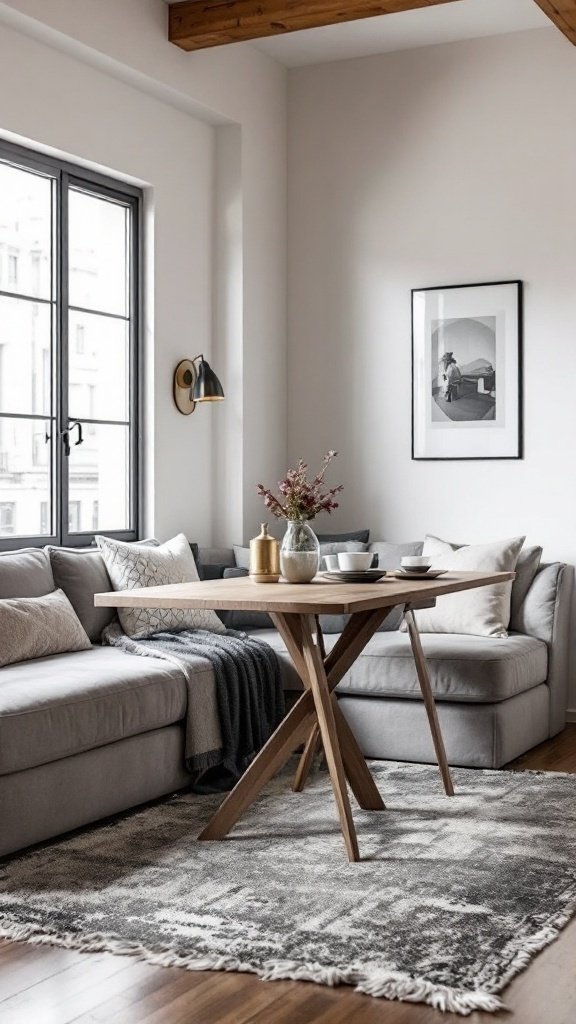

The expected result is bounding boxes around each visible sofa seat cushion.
[0,646,189,775]
[247,629,548,703]
[335,631,548,703]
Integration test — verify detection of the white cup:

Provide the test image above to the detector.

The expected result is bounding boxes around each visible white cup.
[401,555,432,570]
[323,554,339,571]
[338,551,373,571]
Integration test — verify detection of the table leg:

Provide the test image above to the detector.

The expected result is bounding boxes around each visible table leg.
[293,723,321,793]
[293,617,325,791]
[198,690,315,840]
[404,607,455,797]
[333,699,386,811]
[300,617,360,862]
[291,610,390,806]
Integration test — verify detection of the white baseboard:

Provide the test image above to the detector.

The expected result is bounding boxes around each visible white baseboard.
[566,709,576,724]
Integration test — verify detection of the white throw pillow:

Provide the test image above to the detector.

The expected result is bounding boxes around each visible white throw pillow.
[404,535,525,638]
[96,533,225,639]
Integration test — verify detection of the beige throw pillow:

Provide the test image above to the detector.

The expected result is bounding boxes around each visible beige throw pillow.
[0,589,92,667]
[96,533,225,639]
[405,535,525,638]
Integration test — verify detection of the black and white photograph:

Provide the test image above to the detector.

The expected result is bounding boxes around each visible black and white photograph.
[412,281,522,459]
[431,316,496,423]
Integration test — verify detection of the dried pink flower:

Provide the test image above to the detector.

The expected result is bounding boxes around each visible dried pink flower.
[256,452,343,522]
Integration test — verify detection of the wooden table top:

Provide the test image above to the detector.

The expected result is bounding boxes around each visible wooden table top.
[95,570,515,616]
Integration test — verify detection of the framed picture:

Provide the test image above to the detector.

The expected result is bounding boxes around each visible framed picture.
[411,280,523,460]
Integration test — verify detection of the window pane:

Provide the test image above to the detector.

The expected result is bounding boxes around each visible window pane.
[0,415,53,537]
[68,423,130,533]
[69,190,128,316]
[0,296,52,415]
[68,311,129,422]
[0,162,52,301]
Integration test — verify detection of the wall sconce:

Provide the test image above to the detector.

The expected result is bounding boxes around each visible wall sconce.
[173,355,225,415]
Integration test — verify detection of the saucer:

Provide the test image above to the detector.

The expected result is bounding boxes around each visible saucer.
[321,569,388,584]
[392,569,448,580]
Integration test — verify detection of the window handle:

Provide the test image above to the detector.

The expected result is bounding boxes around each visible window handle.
[69,421,84,448]
[61,422,83,457]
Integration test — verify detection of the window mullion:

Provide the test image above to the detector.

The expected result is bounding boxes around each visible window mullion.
[57,172,70,546]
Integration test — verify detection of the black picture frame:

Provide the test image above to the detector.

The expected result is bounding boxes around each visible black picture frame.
[409,276,522,460]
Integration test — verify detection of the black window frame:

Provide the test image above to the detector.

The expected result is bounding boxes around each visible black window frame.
[0,139,143,552]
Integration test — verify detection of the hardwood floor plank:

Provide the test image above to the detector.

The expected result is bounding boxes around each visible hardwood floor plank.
[0,952,140,1024]
[0,945,105,1003]
[69,969,217,1024]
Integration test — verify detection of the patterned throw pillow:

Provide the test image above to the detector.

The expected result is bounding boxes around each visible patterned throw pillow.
[96,534,225,639]
[0,589,91,667]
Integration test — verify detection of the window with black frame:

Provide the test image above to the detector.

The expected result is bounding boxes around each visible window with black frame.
[0,142,141,550]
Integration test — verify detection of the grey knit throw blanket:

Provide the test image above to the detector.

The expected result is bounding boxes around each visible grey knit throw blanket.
[103,623,285,792]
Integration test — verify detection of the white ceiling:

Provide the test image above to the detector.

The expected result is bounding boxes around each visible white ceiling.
[166,0,550,68]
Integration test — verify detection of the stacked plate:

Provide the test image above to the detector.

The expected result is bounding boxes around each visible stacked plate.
[391,567,448,580]
[321,569,388,584]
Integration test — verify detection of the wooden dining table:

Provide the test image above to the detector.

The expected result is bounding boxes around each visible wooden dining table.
[95,570,514,862]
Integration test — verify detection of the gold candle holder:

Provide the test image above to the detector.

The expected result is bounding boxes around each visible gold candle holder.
[249,523,280,583]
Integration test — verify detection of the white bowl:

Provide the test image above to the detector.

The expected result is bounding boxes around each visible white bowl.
[338,552,373,571]
[401,555,432,569]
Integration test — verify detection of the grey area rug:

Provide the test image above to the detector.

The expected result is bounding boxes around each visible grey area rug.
[1,761,576,1016]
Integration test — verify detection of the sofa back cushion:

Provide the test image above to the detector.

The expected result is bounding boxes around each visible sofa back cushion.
[0,548,54,599]
[510,562,566,644]
[0,589,91,667]
[48,547,116,643]
[510,545,543,626]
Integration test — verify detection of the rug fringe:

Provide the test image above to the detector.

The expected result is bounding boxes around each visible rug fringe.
[0,918,505,1016]
[479,886,576,996]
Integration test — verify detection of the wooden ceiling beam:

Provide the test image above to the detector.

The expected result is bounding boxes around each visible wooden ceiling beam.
[169,0,462,52]
[533,1,576,44]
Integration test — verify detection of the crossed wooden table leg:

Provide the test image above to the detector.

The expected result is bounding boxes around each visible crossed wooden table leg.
[198,603,454,861]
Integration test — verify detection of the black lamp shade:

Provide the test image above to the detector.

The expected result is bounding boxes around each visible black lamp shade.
[192,359,225,402]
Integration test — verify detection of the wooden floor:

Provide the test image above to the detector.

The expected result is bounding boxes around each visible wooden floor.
[2,726,576,1024]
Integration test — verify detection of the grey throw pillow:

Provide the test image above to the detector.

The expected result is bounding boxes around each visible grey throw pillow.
[96,533,225,639]
[0,589,91,667]
[233,545,251,570]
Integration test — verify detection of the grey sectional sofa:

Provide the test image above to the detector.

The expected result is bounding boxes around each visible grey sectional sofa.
[0,543,571,858]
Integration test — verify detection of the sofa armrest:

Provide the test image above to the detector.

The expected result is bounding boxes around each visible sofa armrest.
[512,562,573,736]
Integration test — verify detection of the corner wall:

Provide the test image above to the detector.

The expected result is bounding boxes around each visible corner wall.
[288,28,576,709]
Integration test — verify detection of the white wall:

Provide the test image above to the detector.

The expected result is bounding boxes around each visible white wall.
[288,28,576,707]
[0,0,287,545]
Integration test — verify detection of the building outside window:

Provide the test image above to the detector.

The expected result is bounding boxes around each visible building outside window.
[7,253,18,286]
[0,502,15,534]
[0,141,141,548]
